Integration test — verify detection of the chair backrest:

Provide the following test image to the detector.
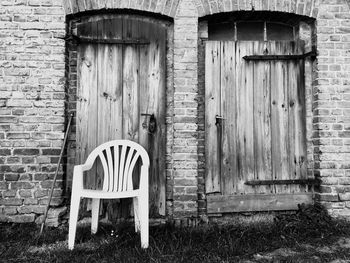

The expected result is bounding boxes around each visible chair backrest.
[83,140,150,192]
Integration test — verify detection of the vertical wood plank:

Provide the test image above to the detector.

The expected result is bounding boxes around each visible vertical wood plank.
[270,42,289,194]
[244,41,255,195]
[295,42,307,192]
[281,42,291,194]
[96,43,107,190]
[205,41,221,194]
[270,41,278,195]
[122,37,140,142]
[149,25,167,216]
[76,44,93,186]
[236,41,255,195]
[234,41,243,195]
[81,40,98,191]
[121,45,140,231]
[288,42,297,194]
[253,41,272,195]
[139,23,151,152]
[220,41,236,195]
[87,43,98,191]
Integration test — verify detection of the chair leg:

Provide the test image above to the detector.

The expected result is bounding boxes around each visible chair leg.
[139,195,149,249]
[68,192,81,250]
[91,198,100,234]
[133,197,140,233]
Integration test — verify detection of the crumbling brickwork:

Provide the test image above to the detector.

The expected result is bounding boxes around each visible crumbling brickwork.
[1,0,350,223]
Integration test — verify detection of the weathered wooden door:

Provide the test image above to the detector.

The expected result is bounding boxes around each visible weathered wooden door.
[76,17,166,218]
[205,41,313,213]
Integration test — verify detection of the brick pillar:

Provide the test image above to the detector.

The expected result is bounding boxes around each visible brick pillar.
[172,0,199,218]
[314,0,350,217]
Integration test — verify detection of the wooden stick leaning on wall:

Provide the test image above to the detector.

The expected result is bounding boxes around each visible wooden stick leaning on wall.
[39,113,74,235]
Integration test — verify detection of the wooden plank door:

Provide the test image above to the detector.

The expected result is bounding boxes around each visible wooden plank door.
[205,41,312,213]
[76,17,166,218]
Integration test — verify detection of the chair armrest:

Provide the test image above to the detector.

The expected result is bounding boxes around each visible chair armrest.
[75,164,91,172]
[72,163,94,190]
[139,165,149,192]
[72,165,85,190]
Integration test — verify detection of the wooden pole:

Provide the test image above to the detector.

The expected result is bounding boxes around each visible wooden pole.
[40,113,74,235]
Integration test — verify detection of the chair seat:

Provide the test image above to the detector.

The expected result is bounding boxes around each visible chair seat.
[80,189,140,199]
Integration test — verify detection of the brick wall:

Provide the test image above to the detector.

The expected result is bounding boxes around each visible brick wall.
[314,0,350,217]
[2,0,350,223]
[172,0,199,218]
[0,0,66,223]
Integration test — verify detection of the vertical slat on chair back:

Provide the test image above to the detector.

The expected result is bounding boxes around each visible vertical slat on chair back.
[98,145,139,192]
[113,145,119,192]
[118,145,127,192]
[85,140,149,192]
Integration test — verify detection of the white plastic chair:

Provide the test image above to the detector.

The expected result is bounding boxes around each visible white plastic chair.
[68,140,149,250]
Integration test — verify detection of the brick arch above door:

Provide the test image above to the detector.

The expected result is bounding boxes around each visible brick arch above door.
[194,0,319,18]
[62,0,181,18]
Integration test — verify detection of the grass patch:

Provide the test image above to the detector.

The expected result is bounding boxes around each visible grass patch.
[1,204,350,262]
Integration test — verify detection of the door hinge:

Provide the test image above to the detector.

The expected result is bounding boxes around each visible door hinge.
[243,51,317,61]
[245,179,320,186]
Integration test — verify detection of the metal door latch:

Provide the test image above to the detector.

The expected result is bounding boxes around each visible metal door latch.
[141,113,153,117]
[141,113,157,134]
[215,115,225,126]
